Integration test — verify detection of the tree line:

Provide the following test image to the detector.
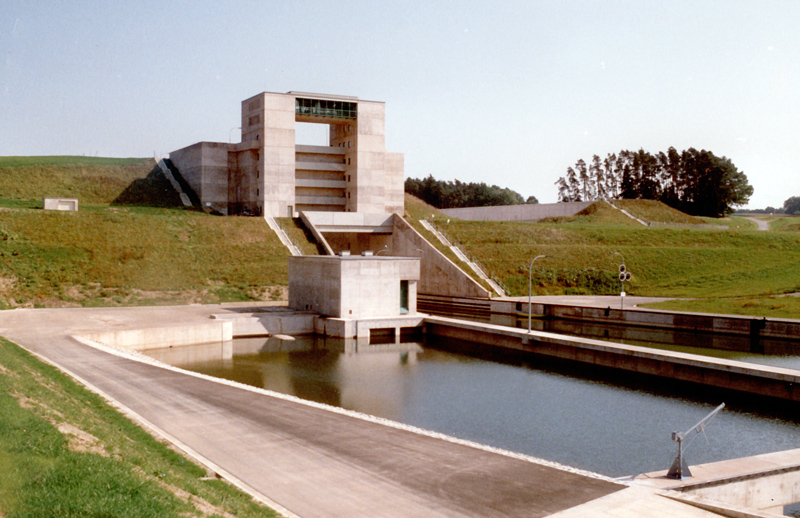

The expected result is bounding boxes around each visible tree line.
[405,175,537,209]
[555,147,753,217]
[738,196,800,215]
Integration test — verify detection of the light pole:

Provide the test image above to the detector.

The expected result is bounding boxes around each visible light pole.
[229,126,241,143]
[528,255,551,333]
[376,245,389,256]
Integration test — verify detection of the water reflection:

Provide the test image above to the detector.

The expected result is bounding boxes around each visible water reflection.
[143,334,800,478]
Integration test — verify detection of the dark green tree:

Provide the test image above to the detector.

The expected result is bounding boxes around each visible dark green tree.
[783,196,800,215]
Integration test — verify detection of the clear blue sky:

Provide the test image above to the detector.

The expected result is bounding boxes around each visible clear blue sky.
[2,0,798,208]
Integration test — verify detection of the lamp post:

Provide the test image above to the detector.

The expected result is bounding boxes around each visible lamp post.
[229,126,241,143]
[376,245,389,256]
[528,255,551,333]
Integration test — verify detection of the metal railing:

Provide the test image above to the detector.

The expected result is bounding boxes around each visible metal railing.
[426,220,509,296]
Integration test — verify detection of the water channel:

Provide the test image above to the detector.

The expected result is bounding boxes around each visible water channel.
[142,328,800,481]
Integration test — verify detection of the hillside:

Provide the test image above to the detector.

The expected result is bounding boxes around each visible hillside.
[407,196,800,301]
[2,158,799,315]
[0,157,289,308]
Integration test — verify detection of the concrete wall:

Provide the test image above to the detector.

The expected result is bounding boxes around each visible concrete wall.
[392,215,491,299]
[248,92,296,218]
[352,100,387,214]
[82,321,233,351]
[424,315,800,402]
[441,202,593,222]
[288,255,420,318]
[170,142,233,213]
[384,152,405,214]
[489,300,800,343]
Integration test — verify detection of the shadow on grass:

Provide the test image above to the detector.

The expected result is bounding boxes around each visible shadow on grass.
[111,166,189,209]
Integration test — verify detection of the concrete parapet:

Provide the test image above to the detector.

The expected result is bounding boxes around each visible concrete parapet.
[81,321,233,351]
[316,315,425,339]
[637,448,800,513]
[211,311,316,337]
[489,299,800,341]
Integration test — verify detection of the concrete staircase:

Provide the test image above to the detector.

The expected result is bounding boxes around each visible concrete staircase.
[156,159,193,208]
[419,219,506,297]
[605,200,649,226]
[264,216,302,256]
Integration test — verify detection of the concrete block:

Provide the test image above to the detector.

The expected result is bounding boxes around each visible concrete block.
[43,198,79,211]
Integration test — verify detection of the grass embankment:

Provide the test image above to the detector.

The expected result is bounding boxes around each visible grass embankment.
[403,195,497,294]
[0,337,278,517]
[425,199,800,319]
[0,157,291,308]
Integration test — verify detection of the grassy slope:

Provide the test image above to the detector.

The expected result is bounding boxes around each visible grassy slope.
[439,201,800,302]
[403,195,496,294]
[0,157,290,308]
[0,337,278,517]
[1,157,798,317]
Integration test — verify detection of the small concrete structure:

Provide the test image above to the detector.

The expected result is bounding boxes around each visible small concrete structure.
[289,255,423,340]
[43,197,79,211]
[633,448,800,514]
[300,211,492,299]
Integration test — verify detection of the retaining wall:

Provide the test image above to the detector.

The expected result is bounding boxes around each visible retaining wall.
[441,202,593,222]
[424,315,800,403]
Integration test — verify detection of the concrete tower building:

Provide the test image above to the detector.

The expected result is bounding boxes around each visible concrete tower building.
[170,91,404,217]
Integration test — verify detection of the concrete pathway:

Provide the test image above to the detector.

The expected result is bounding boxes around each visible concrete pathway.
[0,305,754,517]
[743,217,770,231]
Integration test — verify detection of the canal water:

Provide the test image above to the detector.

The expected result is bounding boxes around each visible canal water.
[142,333,800,480]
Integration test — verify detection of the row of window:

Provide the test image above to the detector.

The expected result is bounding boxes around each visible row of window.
[295,98,357,119]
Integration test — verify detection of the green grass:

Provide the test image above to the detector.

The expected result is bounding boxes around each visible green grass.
[0,157,158,205]
[613,199,707,225]
[0,155,294,308]
[0,156,147,168]
[0,337,278,517]
[0,205,290,308]
[643,296,800,320]
[771,216,800,232]
[276,217,324,255]
[441,211,800,303]
[403,195,497,294]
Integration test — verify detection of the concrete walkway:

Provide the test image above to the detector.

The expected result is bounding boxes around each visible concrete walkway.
[0,305,758,517]
[743,217,770,231]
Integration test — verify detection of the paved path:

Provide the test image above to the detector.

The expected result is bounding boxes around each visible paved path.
[0,304,750,517]
[743,217,770,231]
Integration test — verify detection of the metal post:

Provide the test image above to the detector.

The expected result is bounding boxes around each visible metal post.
[528,255,551,333]
[613,251,626,310]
